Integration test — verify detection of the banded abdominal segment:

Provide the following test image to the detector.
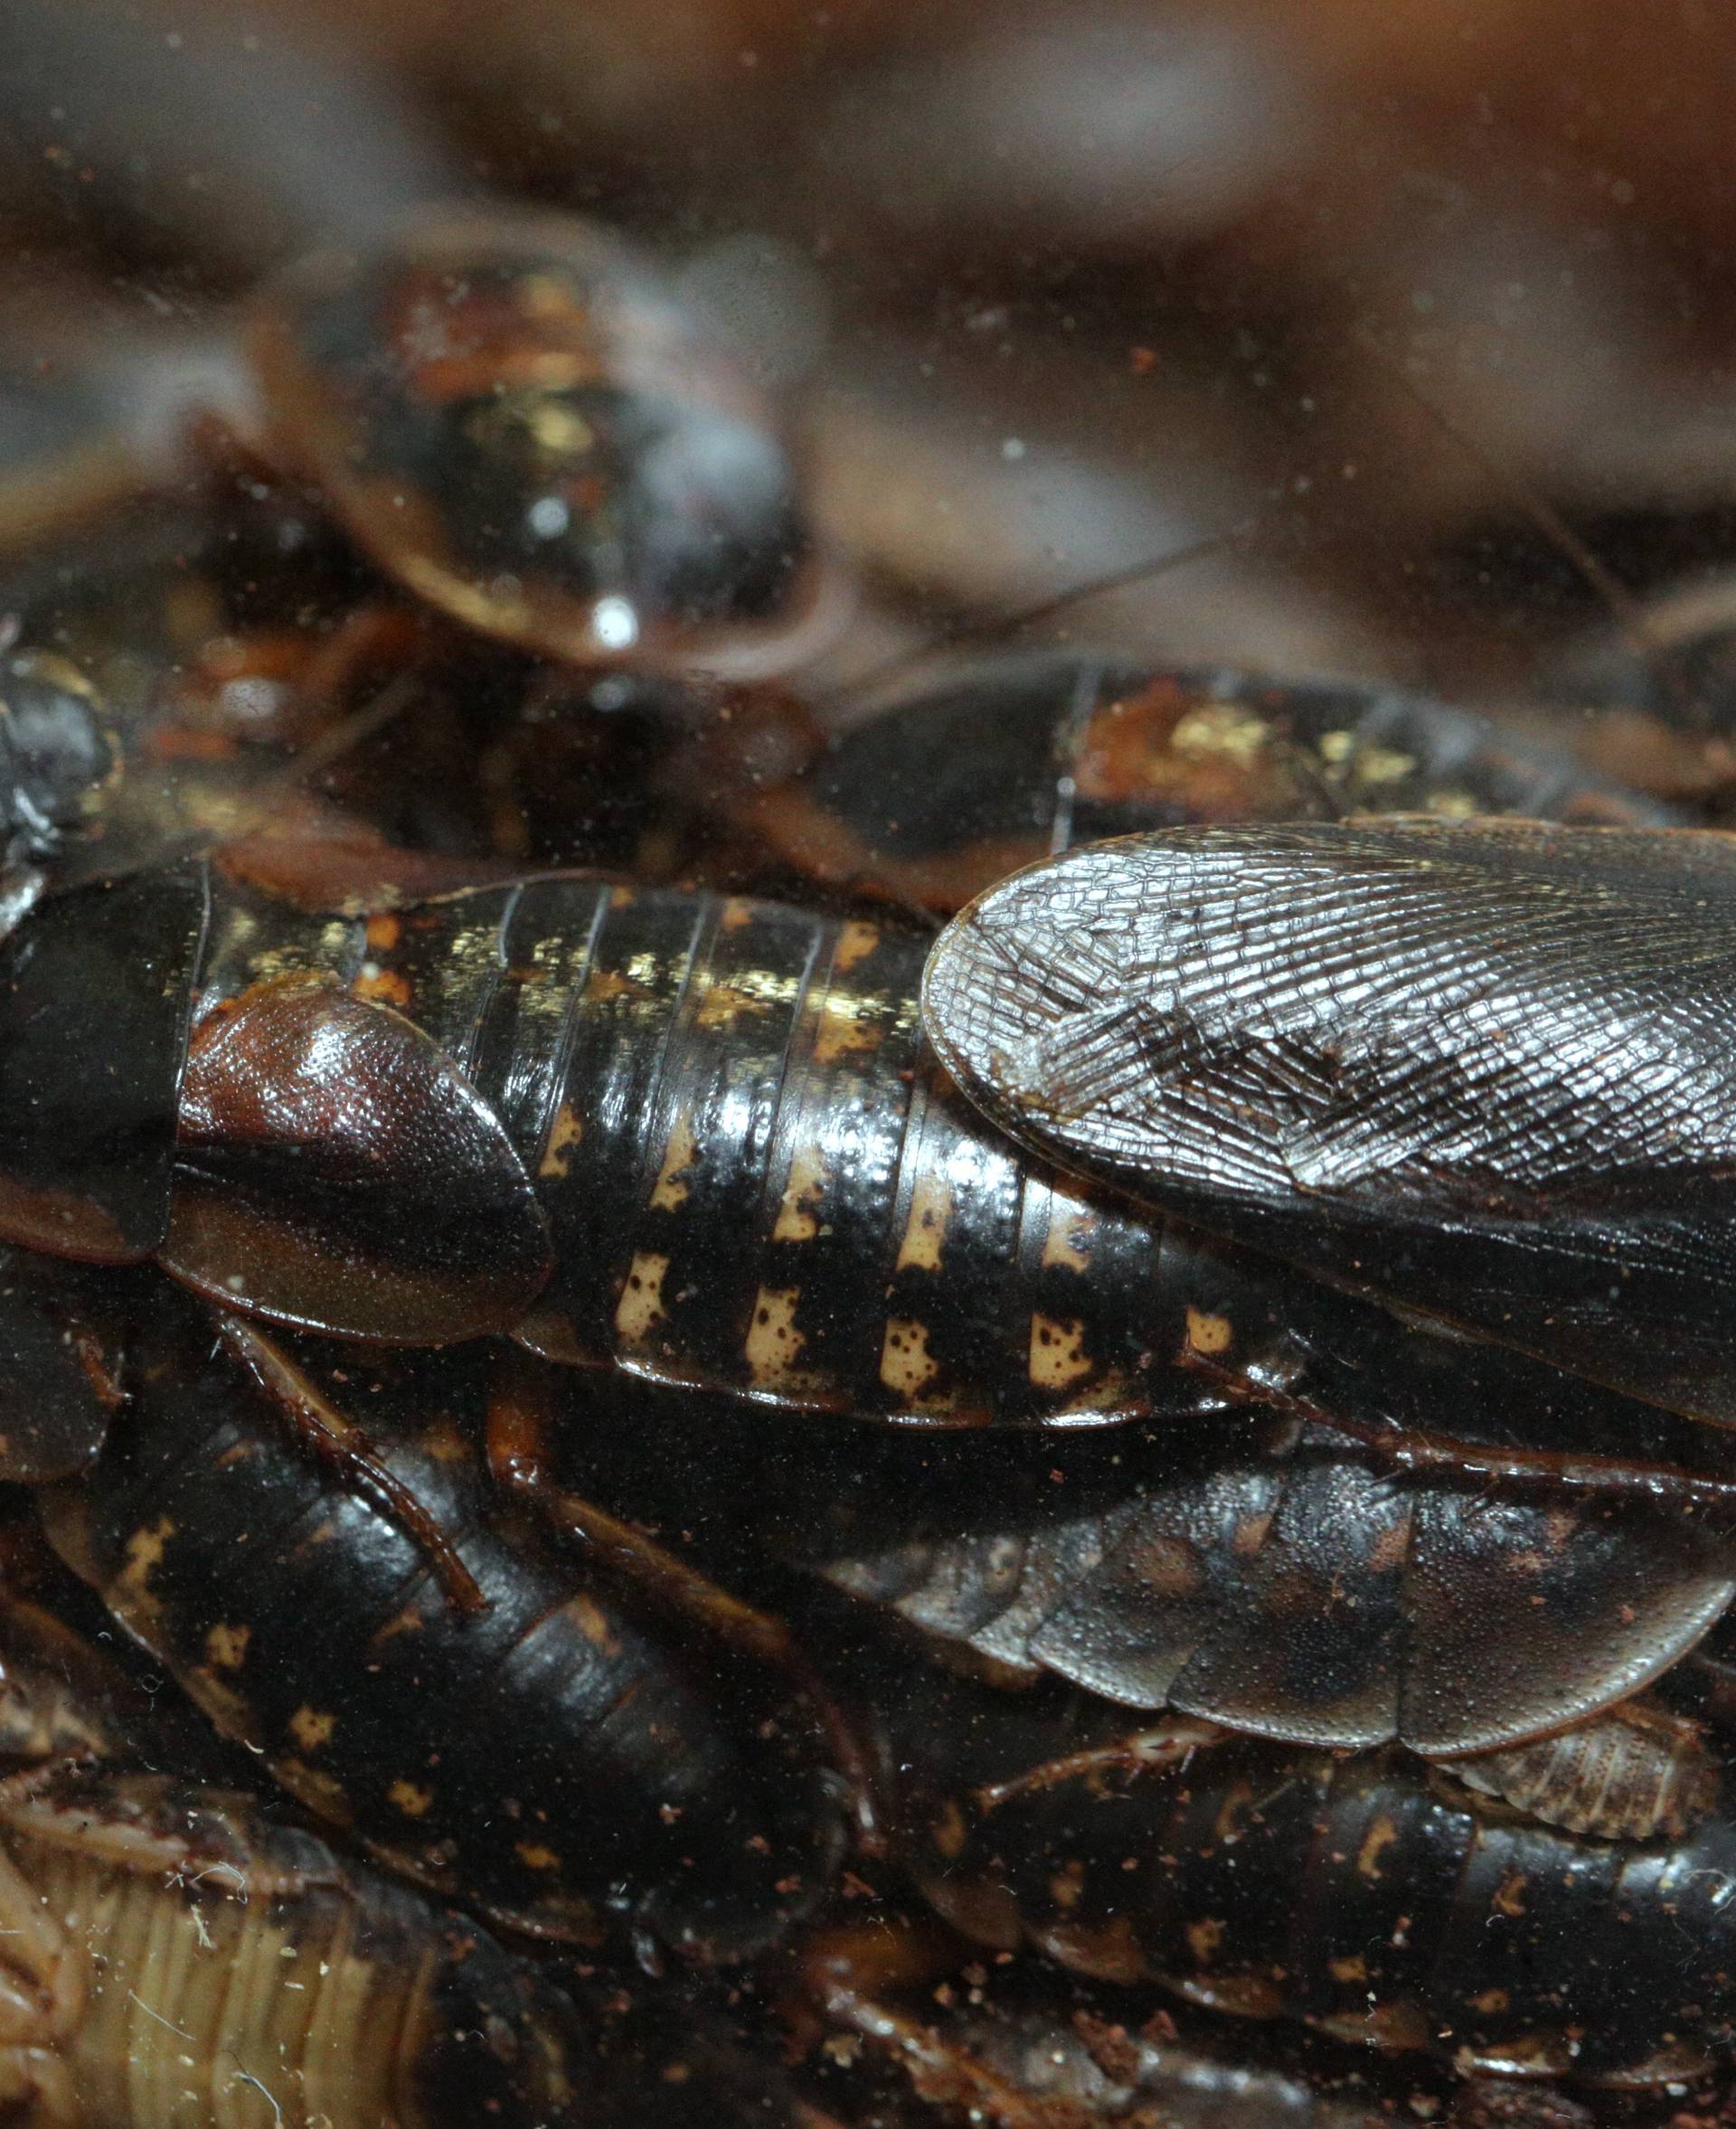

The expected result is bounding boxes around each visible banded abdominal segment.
[41,1314,846,1961]
[895,1674,1736,2086]
[189,867,1325,1427]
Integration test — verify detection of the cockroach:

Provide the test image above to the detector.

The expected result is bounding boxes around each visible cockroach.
[37,1292,848,1963]
[241,208,845,683]
[713,652,1675,918]
[892,1668,1736,2087]
[5,852,1734,1767]
[792,1909,1449,2128]
[789,1407,1736,1766]
[920,818,1736,1430]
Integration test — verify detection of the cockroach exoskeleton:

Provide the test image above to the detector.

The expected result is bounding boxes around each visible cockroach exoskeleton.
[788,1906,1470,2129]
[886,1664,1736,2087]
[716,651,1678,918]
[7,853,1736,1783]
[236,206,846,684]
[36,1298,850,1964]
[791,1403,1736,1772]
[920,818,1736,1430]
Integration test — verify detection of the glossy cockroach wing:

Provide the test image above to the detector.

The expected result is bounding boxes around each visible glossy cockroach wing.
[922,819,1736,1427]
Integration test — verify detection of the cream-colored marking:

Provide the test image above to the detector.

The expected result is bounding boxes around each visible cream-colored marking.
[746,1287,808,1388]
[352,967,413,1010]
[1029,1314,1094,1390]
[650,1116,698,1211]
[568,1596,623,1658]
[1329,1955,1369,1985]
[1184,1307,1234,1357]
[203,1624,250,1672]
[1356,1815,1398,1880]
[615,1253,671,1345]
[720,898,755,932]
[1048,1859,1085,1911]
[1040,1206,1094,1272]
[1492,1872,1528,1918]
[834,920,881,974]
[1232,1512,1273,1559]
[289,1706,336,1752]
[540,1102,584,1180]
[813,995,882,1068]
[387,1779,433,1819]
[1185,1917,1224,1964]
[1171,702,1269,766]
[120,1518,175,1596]
[693,982,744,1032]
[1368,1516,1413,1574]
[772,1146,827,1243]
[895,1172,953,1272]
[1349,744,1416,787]
[880,1319,941,1399]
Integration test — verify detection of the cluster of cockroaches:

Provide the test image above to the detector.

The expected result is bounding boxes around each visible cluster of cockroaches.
[0,192,1734,2129]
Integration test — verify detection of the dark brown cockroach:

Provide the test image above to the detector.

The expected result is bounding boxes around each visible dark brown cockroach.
[792,1909,1450,2128]
[712,652,1675,917]
[7,855,1736,1766]
[889,1667,1736,2087]
[0,1762,593,2129]
[237,207,845,685]
[785,1408,1736,1767]
[920,818,1736,1431]
[37,1294,848,1964]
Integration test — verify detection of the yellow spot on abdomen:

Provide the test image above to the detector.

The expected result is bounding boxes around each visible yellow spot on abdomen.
[834,920,881,974]
[881,1319,941,1400]
[540,1102,584,1180]
[289,1706,336,1751]
[649,1116,698,1211]
[1184,1307,1234,1357]
[204,1624,250,1672]
[746,1286,810,1388]
[615,1253,670,1346]
[516,1842,562,1873]
[567,1595,623,1657]
[352,968,414,1010]
[895,1173,953,1273]
[1040,1204,1095,1273]
[813,997,882,1068]
[121,1516,175,1594]
[364,913,401,954]
[1356,1815,1399,1880]
[1029,1314,1094,1390]
[388,1779,434,1819]
[772,1146,828,1243]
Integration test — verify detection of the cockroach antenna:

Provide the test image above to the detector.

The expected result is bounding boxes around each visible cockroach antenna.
[809,518,1264,713]
[1352,321,1708,735]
